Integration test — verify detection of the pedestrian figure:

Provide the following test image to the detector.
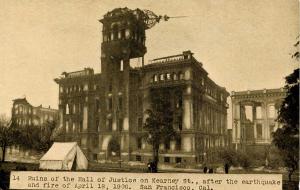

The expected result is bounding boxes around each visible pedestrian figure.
[224,163,229,174]
[203,166,208,173]
[147,160,152,173]
[152,161,158,173]
[208,168,213,173]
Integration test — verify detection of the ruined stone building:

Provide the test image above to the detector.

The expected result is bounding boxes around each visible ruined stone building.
[54,8,229,165]
[6,97,58,163]
[11,97,58,127]
[231,88,286,152]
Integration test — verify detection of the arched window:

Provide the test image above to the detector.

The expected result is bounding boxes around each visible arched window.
[66,104,69,114]
[112,24,119,40]
[107,33,111,41]
[173,73,178,80]
[160,74,164,81]
[153,74,158,82]
[179,72,184,80]
[120,60,124,71]
[120,29,125,39]
[84,84,88,91]
[125,29,130,39]
[103,34,108,42]
[175,91,183,109]
[72,123,76,132]
[166,73,171,80]
[66,121,69,132]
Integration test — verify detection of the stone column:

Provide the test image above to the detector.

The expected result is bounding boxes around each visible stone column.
[83,104,88,131]
[122,58,130,131]
[183,85,193,129]
[121,58,130,161]
[262,102,268,142]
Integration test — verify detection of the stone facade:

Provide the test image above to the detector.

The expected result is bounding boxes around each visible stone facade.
[231,88,286,151]
[54,8,230,166]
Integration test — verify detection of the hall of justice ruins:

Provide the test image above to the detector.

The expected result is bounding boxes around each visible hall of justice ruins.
[10,8,286,166]
[53,8,230,165]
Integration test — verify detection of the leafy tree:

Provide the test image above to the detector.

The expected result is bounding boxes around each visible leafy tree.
[218,148,238,171]
[16,120,61,151]
[143,88,177,165]
[267,146,284,169]
[272,40,299,181]
[0,115,14,162]
[39,120,61,150]
[237,150,252,170]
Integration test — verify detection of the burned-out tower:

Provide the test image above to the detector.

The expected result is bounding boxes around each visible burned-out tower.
[55,8,230,166]
[98,8,168,161]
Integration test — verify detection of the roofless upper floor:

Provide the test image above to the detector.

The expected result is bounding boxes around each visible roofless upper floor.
[54,50,229,102]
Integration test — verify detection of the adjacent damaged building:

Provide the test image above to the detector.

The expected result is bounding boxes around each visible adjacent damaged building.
[231,88,286,152]
[11,97,58,127]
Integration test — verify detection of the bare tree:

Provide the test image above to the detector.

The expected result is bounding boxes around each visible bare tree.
[0,114,14,162]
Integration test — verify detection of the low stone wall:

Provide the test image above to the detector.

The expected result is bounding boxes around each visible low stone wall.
[0,146,44,164]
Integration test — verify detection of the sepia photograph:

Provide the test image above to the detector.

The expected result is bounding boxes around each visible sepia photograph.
[0,0,299,189]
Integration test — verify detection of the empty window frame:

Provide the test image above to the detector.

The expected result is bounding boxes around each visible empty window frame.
[179,72,184,80]
[66,104,70,114]
[118,118,123,131]
[165,140,170,150]
[107,119,113,131]
[138,117,143,131]
[96,99,100,112]
[173,73,178,80]
[93,154,98,161]
[164,157,170,163]
[268,105,275,118]
[177,116,183,131]
[118,97,123,110]
[256,106,262,119]
[160,73,164,81]
[166,73,171,80]
[120,60,124,71]
[175,157,182,163]
[256,124,263,139]
[136,155,142,162]
[176,138,181,150]
[244,105,253,122]
[108,97,113,110]
[137,138,142,149]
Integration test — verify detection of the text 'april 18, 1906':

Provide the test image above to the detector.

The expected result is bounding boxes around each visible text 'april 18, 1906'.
[10,171,282,190]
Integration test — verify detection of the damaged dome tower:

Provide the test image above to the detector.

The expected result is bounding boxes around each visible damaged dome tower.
[100,8,170,68]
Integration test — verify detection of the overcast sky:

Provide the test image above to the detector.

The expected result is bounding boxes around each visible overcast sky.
[0,0,298,128]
